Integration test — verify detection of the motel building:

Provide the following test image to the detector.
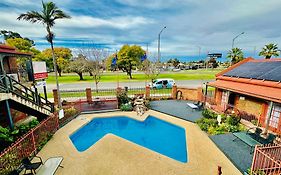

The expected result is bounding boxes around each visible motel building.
[206,57,281,133]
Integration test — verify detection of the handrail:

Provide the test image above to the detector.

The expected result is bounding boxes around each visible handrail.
[0,75,54,112]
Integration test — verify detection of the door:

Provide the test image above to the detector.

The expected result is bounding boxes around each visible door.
[221,91,229,111]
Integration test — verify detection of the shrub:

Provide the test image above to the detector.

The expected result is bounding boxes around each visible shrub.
[117,91,131,107]
[64,107,79,118]
[120,103,133,111]
[226,114,241,126]
[202,109,217,119]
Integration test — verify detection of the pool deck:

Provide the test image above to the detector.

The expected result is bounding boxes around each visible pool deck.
[38,110,241,175]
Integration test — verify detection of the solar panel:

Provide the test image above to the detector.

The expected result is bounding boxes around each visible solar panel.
[223,61,281,82]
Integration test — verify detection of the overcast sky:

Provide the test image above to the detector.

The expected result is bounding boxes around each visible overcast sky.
[1,0,281,61]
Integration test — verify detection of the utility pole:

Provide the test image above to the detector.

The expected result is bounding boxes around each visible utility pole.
[158,26,167,63]
[232,32,245,49]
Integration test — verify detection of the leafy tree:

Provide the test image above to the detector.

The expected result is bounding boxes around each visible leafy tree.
[41,47,72,76]
[227,48,244,65]
[117,45,145,79]
[18,1,71,108]
[167,58,180,67]
[259,43,280,59]
[0,30,34,45]
[6,37,41,67]
[208,57,218,68]
[66,55,88,80]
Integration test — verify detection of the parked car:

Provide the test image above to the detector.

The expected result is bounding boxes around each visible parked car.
[150,78,175,89]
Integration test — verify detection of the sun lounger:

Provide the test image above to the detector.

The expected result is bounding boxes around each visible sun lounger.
[186,103,198,111]
[36,157,63,175]
[233,132,261,153]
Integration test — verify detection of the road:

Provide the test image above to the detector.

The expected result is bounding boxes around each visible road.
[37,79,214,92]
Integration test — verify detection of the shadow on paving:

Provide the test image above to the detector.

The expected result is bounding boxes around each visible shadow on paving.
[210,133,253,173]
[150,100,203,122]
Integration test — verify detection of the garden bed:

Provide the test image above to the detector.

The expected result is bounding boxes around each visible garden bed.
[196,109,246,135]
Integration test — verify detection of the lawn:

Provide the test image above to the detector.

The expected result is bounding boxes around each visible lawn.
[46,68,223,84]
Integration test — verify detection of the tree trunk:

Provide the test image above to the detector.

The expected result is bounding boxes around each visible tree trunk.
[78,72,83,80]
[58,67,62,77]
[89,72,93,76]
[48,26,62,108]
[266,56,271,59]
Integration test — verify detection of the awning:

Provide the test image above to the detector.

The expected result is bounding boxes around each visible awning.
[208,80,281,103]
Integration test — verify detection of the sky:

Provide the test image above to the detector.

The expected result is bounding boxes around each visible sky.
[1,0,281,62]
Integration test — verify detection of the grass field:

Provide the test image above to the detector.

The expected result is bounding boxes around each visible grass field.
[46,68,223,84]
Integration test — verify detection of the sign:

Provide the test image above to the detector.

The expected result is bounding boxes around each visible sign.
[59,109,64,119]
[32,61,48,80]
[36,81,46,87]
[208,53,222,58]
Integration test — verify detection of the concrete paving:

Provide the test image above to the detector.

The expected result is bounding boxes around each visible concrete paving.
[38,110,241,175]
[150,100,203,122]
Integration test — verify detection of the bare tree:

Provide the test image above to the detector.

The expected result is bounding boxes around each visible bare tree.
[77,43,109,92]
[142,55,160,85]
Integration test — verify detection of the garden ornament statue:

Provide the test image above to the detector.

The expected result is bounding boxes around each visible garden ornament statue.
[217,115,222,125]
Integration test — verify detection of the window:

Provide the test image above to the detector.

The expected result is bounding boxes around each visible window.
[156,81,162,84]
[269,104,281,128]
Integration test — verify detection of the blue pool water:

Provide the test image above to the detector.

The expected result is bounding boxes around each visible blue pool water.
[70,116,187,163]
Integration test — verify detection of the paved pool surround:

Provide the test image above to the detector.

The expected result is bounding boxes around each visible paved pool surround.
[38,110,241,175]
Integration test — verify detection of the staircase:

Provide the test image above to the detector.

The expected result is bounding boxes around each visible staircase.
[0,75,54,119]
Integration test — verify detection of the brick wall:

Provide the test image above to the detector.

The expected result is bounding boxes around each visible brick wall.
[176,87,203,101]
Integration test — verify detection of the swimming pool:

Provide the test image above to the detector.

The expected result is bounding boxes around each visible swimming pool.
[70,116,187,163]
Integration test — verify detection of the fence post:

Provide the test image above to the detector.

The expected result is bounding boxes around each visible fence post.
[86,88,92,102]
[172,85,177,99]
[145,85,150,99]
[53,89,58,106]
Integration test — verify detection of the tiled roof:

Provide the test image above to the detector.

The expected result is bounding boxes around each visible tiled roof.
[0,44,31,56]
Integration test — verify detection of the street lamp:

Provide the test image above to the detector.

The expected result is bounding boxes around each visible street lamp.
[232,32,245,48]
[158,26,167,63]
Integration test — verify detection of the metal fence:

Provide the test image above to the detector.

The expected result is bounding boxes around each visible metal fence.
[150,88,172,98]
[92,88,117,99]
[126,87,146,98]
[60,89,87,101]
[0,115,59,175]
[251,143,281,175]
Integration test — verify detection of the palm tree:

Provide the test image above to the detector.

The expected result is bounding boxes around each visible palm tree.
[227,47,244,65]
[259,43,280,59]
[17,1,71,108]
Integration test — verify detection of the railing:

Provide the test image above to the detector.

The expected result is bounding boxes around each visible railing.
[0,75,54,112]
[92,88,117,99]
[60,89,87,101]
[150,88,172,98]
[0,114,59,175]
[126,87,146,98]
[251,143,281,175]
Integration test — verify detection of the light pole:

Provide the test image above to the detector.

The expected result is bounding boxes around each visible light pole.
[158,26,167,63]
[232,32,245,49]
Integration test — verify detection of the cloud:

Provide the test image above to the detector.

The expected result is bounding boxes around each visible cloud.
[56,15,154,29]
[1,0,281,59]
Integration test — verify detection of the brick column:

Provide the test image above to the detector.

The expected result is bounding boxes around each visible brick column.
[86,88,92,102]
[197,87,203,102]
[53,89,58,106]
[172,85,177,99]
[116,87,122,96]
[145,85,150,99]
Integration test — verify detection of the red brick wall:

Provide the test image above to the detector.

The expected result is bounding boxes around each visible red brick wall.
[176,87,203,101]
